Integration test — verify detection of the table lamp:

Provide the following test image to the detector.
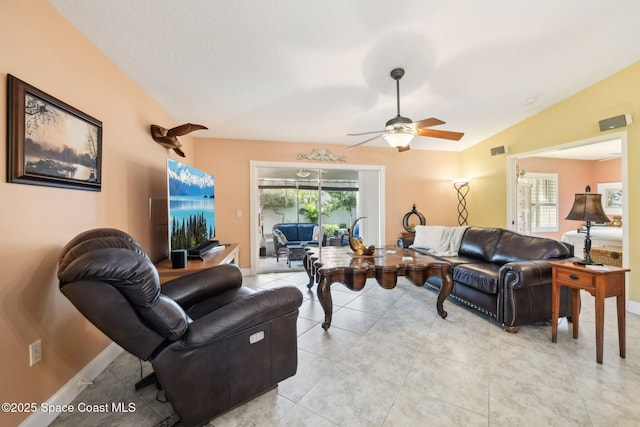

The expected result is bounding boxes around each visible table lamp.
[565,185,610,265]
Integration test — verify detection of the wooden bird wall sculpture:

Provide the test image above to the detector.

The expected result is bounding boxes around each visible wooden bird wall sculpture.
[150,123,208,157]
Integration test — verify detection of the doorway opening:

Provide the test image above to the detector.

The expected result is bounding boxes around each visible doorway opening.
[249,161,385,275]
[506,131,627,270]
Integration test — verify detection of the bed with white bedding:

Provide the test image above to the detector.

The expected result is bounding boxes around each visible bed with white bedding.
[561,227,623,256]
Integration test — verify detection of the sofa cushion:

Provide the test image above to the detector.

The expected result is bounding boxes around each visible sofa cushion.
[275,224,300,242]
[453,263,501,294]
[273,229,288,246]
[410,225,446,249]
[297,223,317,241]
[437,255,478,268]
[491,230,571,265]
[458,227,502,262]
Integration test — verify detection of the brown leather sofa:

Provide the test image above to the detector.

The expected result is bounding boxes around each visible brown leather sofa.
[398,227,574,332]
[58,228,303,426]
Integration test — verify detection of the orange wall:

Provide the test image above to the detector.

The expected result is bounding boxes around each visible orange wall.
[0,2,461,421]
[593,157,622,184]
[0,1,194,424]
[194,138,463,268]
[517,157,622,240]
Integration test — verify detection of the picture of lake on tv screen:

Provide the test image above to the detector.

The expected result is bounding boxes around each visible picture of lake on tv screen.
[168,159,215,250]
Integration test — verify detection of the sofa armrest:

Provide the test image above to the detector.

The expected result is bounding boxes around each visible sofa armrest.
[499,260,553,290]
[182,286,303,349]
[161,264,243,309]
[498,259,574,328]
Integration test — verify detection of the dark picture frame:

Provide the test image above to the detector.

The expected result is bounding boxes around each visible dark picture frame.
[7,74,102,191]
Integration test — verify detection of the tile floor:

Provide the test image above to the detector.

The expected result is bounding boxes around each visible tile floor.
[51,270,640,426]
[258,241,337,274]
[257,251,306,274]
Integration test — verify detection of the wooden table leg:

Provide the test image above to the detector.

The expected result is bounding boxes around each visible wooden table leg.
[595,293,605,364]
[317,275,333,330]
[551,281,559,343]
[571,289,580,339]
[303,252,314,289]
[436,265,453,319]
[617,294,626,358]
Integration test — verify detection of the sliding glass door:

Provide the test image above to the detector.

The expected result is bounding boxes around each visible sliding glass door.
[250,161,384,274]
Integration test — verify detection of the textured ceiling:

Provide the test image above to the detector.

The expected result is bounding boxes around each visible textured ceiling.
[49,0,640,152]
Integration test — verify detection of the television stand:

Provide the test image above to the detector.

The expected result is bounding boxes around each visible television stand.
[156,243,239,284]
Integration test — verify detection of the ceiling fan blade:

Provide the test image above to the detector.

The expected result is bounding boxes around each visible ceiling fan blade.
[347,130,385,136]
[346,134,383,150]
[418,128,465,141]
[412,117,446,129]
[397,145,411,153]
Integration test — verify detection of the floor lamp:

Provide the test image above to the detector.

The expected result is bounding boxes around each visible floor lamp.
[565,185,611,265]
[453,178,470,226]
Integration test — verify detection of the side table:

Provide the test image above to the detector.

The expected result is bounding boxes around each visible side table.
[550,260,629,363]
[286,245,307,268]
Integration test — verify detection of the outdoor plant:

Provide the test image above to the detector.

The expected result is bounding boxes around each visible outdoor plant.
[322,224,339,236]
[299,202,324,223]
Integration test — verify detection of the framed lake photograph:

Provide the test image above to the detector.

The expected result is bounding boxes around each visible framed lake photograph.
[7,74,102,191]
[597,181,622,216]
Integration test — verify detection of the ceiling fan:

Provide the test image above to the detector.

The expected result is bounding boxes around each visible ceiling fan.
[347,68,464,152]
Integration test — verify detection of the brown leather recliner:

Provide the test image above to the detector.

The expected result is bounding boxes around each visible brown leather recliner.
[58,228,303,427]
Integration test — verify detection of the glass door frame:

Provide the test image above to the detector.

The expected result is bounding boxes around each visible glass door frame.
[249,160,385,275]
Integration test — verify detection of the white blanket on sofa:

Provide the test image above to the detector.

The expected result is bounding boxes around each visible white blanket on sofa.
[427,226,468,257]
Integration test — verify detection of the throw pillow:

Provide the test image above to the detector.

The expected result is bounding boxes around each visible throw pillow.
[273,229,288,246]
[312,225,320,241]
[410,225,445,249]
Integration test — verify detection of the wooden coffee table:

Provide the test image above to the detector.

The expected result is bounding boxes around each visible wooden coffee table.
[303,245,453,329]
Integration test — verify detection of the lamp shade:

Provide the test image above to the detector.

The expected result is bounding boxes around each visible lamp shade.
[565,193,611,223]
[383,132,413,148]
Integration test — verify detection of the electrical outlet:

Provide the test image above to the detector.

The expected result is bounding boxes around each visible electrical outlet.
[29,339,42,366]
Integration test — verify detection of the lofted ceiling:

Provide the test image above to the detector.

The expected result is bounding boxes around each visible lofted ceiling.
[49,0,640,152]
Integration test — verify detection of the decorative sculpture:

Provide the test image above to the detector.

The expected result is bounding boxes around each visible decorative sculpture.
[348,217,376,256]
[150,123,208,157]
[296,148,346,162]
[402,204,426,233]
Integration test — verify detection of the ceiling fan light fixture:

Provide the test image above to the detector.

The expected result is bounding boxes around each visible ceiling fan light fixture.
[346,67,463,151]
[384,132,414,148]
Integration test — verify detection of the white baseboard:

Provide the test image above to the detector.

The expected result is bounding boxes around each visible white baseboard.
[628,299,640,316]
[19,343,123,427]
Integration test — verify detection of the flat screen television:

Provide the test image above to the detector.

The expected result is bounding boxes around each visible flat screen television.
[167,159,216,254]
